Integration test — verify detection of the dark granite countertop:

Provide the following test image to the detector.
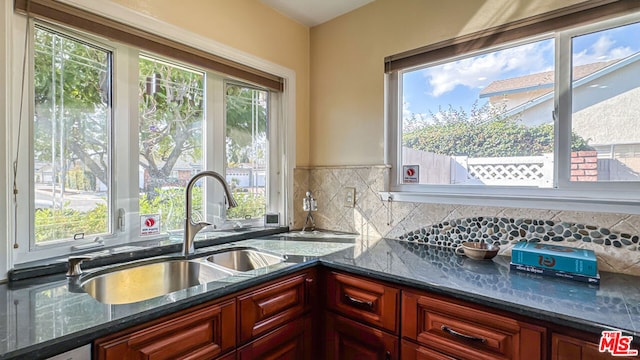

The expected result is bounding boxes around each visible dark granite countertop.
[1,232,639,359]
[317,237,640,336]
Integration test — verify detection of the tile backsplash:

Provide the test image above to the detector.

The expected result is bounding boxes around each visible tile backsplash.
[294,166,640,275]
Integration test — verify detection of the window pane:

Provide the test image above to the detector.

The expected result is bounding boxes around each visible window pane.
[225,84,268,220]
[33,27,111,243]
[571,22,640,182]
[138,56,204,232]
[401,38,556,187]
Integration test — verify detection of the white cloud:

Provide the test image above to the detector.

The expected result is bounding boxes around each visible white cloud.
[425,41,552,97]
[402,100,413,120]
[572,35,634,66]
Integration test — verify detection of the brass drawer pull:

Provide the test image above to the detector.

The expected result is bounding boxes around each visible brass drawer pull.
[441,325,487,343]
[343,293,374,309]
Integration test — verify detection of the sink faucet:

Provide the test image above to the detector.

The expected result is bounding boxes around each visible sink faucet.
[66,255,92,277]
[184,171,238,256]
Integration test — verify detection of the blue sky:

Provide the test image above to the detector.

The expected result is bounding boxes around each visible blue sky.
[402,22,640,124]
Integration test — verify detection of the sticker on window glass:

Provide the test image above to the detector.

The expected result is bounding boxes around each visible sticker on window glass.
[403,165,419,183]
[140,214,160,236]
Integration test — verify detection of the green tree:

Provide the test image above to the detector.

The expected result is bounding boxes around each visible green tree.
[34,35,267,193]
[33,27,110,242]
[224,85,268,220]
[139,57,204,198]
[33,27,109,189]
[225,85,267,166]
[33,27,268,240]
[403,101,592,157]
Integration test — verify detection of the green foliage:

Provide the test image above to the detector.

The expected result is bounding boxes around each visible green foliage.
[139,57,204,195]
[138,187,265,227]
[34,203,107,243]
[139,187,202,232]
[33,26,110,185]
[65,167,96,191]
[403,102,592,157]
[226,191,266,220]
[225,85,268,166]
[33,27,269,242]
[36,186,265,242]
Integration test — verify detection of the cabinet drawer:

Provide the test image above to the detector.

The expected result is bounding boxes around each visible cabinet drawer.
[238,270,315,343]
[325,271,399,333]
[95,298,236,360]
[325,312,398,360]
[402,291,545,360]
[401,340,456,360]
[238,315,312,360]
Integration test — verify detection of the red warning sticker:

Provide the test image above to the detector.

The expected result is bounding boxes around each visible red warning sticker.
[140,214,160,236]
[403,165,419,183]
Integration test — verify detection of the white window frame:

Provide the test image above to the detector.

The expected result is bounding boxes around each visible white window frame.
[384,11,640,214]
[1,0,11,277]
[5,2,296,266]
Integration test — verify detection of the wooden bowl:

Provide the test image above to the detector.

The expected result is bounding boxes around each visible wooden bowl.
[456,241,499,260]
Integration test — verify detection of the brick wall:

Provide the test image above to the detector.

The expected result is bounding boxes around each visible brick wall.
[571,151,598,181]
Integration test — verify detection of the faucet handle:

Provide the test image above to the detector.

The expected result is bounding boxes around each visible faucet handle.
[66,255,92,277]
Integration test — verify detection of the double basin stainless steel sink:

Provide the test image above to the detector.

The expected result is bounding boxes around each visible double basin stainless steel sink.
[80,248,284,305]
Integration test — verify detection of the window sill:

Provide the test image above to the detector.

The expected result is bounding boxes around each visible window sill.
[379,190,640,215]
[8,227,289,282]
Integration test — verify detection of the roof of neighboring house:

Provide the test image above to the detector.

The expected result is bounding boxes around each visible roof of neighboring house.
[494,52,640,118]
[479,60,619,98]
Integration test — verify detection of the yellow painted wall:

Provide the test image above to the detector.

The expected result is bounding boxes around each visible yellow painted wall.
[309,0,588,166]
[112,0,311,166]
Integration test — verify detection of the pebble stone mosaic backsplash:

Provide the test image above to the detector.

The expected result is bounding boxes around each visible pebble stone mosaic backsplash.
[294,166,640,276]
[398,217,640,250]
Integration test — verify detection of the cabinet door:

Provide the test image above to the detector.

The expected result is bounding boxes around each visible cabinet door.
[401,340,456,360]
[238,270,315,343]
[237,315,312,360]
[325,271,399,333]
[216,351,237,360]
[95,298,236,360]
[552,333,637,360]
[402,290,545,360]
[325,311,398,360]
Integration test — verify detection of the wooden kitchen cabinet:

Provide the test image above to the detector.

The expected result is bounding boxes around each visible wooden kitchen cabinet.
[94,268,316,360]
[92,264,627,360]
[238,314,313,359]
[323,270,400,359]
[325,270,399,334]
[94,298,236,360]
[238,269,316,343]
[401,339,456,360]
[216,351,237,360]
[324,311,399,360]
[402,290,546,360]
[552,333,637,360]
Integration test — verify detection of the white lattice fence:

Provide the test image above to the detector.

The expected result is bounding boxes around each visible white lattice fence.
[462,154,553,186]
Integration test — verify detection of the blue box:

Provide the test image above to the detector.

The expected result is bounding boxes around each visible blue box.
[510,262,600,285]
[511,242,598,276]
